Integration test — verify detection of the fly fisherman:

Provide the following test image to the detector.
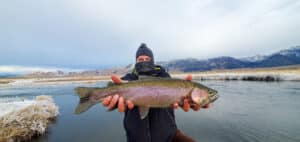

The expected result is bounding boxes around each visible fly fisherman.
[102,43,211,142]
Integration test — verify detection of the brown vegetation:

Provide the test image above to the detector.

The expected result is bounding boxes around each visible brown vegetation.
[0,95,59,142]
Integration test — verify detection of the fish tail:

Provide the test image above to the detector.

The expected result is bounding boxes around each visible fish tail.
[74,87,96,114]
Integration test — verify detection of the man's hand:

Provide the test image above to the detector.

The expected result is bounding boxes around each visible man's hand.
[173,74,211,112]
[102,75,134,112]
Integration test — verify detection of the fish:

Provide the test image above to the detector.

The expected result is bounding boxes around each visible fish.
[74,76,218,119]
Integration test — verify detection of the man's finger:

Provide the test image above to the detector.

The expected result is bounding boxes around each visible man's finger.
[111,75,122,84]
[185,74,192,81]
[191,104,201,111]
[102,96,112,106]
[203,103,211,109]
[127,100,135,110]
[183,99,190,112]
[118,97,125,112]
[108,94,119,109]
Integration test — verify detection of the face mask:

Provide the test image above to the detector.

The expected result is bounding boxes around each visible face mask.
[135,61,155,74]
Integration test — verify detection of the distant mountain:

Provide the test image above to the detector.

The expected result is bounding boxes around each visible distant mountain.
[162,57,248,72]
[0,73,18,78]
[23,65,133,77]
[162,46,300,72]
[18,46,300,77]
[253,46,300,67]
[239,55,267,62]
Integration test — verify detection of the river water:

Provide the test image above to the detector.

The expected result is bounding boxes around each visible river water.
[1,80,300,142]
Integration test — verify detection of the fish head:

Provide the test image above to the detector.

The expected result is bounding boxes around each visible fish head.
[191,87,218,106]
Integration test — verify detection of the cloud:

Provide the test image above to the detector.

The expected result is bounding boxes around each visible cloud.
[0,0,299,67]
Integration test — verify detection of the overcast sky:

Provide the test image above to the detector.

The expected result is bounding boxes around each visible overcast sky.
[1,0,300,69]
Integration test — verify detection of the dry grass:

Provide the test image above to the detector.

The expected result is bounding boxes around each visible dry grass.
[1,65,299,85]
[0,95,59,142]
[171,65,300,75]
[0,80,10,84]
[171,65,300,81]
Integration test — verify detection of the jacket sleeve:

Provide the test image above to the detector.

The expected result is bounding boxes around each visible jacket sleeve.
[159,71,171,78]
[121,73,138,81]
[157,66,171,78]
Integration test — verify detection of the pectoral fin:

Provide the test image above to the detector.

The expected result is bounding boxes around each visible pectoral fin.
[138,106,150,119]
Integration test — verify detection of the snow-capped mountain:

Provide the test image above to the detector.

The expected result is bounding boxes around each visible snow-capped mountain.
[161,46,300,72]
[239,55,268,62]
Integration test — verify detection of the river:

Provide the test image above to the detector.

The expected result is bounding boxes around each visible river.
[1,80,300,142]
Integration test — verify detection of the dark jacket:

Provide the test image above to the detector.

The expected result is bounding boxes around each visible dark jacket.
[121,65,177,142]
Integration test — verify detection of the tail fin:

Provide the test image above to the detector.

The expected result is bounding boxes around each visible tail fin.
[74,87,95,114]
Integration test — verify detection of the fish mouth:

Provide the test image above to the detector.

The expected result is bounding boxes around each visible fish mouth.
[209,93,219,103]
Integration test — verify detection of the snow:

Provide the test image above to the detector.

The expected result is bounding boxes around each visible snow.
[0,95,59,141]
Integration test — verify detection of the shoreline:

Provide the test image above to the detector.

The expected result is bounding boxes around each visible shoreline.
[1,66,300,87]
[171,65,300,81]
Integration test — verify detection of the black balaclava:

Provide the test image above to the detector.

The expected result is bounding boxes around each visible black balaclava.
[135,43,155,74]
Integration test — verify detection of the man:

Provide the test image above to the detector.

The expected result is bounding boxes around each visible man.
[102,43,211,142]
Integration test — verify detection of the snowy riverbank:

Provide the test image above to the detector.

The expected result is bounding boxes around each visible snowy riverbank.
[0,95,59,142]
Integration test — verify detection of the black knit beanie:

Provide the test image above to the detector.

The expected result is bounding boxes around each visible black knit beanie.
[135,43,154,63]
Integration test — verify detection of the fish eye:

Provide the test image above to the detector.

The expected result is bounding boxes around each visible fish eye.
[208,90,216,94]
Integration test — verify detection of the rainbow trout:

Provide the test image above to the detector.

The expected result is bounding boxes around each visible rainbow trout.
[75,76,218,119]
